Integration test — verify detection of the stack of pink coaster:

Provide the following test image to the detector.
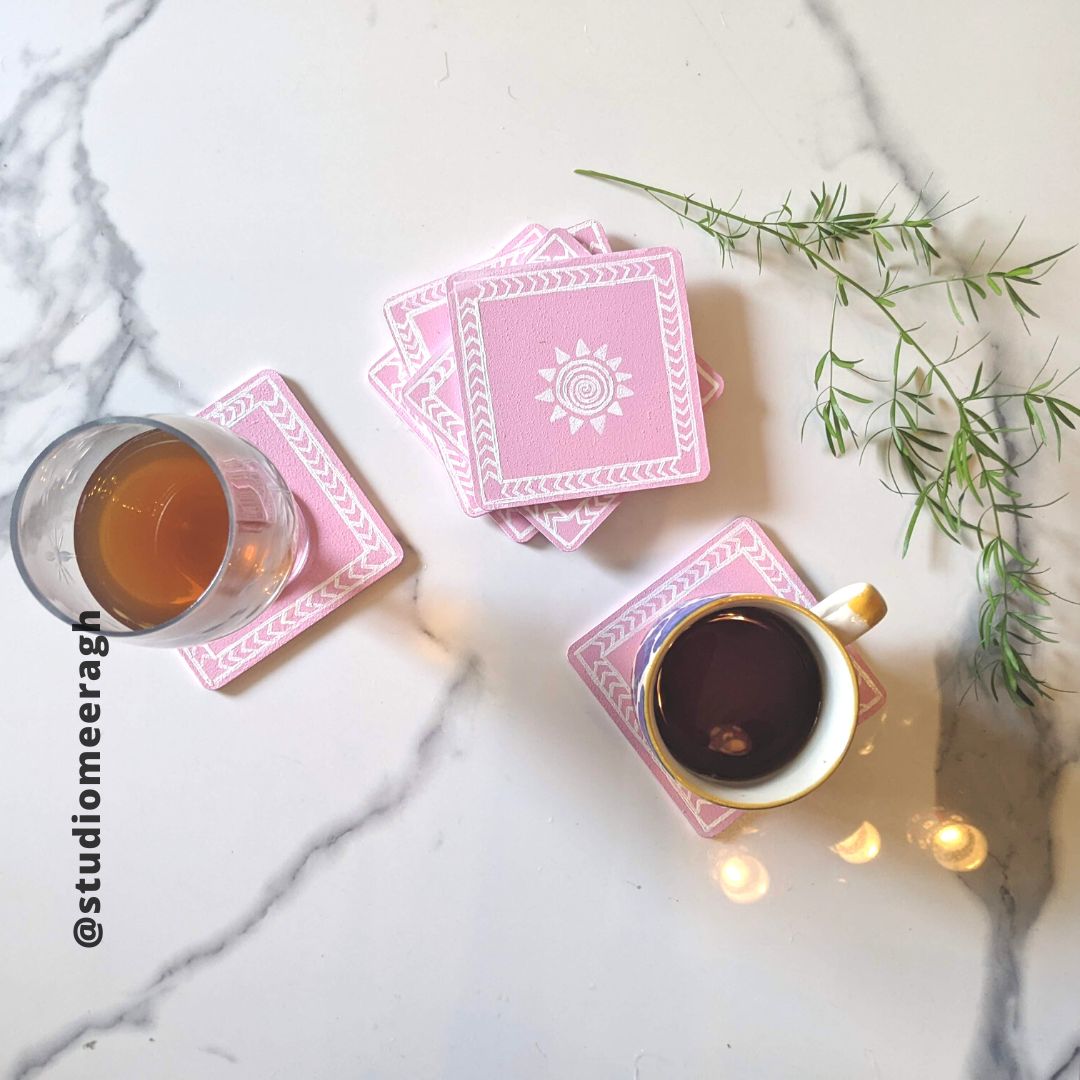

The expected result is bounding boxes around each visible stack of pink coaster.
[369,223,723,551]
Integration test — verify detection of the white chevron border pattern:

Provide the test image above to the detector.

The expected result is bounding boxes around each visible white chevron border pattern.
[454,253,703,507]
[383,224,546,371]
[570,520,885,833]
[182,372,400,686]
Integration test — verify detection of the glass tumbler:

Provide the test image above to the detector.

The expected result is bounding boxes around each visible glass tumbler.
[11,416,307,647]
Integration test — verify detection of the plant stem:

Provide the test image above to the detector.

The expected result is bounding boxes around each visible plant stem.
[575,168,1074,703]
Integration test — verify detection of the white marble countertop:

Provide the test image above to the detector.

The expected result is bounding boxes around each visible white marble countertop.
[3,3,1079,1078]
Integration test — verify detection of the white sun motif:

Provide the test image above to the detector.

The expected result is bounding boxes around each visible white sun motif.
[535,339,634,435]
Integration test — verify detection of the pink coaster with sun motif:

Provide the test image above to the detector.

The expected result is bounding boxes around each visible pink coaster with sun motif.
[392,223,618,531]
[567,517,887,837]
[369,222,611,544]
[374,221,609,427]
[447,247,710,511]
[517,229,724,550]
[180,370,403,690]
[401,226,620,525]
[405,227,724,547]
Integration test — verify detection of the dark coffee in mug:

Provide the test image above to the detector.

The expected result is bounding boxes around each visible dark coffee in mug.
[653,606,823,782]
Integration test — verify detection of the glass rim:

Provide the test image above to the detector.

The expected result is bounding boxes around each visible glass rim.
[10,415,237,639]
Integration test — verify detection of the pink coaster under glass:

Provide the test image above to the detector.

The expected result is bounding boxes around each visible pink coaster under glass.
[567,517,887,837]
[180,370,403,690]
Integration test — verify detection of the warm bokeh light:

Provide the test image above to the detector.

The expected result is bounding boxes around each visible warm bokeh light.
[831,820,882,865]
[711,853,770,904]
[908,810,989,873]
[930,820,988,872]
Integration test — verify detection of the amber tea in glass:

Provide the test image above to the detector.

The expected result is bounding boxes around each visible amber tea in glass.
[73,430,232,630]
[12,416,305,646]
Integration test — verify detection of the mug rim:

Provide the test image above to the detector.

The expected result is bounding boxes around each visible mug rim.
[10,415,236,639]
[640,592,860,810]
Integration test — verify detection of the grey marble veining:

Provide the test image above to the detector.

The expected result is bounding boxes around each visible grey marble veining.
[802,0,932,198]
[936,650,1073,1080]
[1049,1046,1080,1080]
[9,649,481,1080]
[2,2,1078,1077]
[0,8,489,1072]
[0,0,194,548]
[805,4,1076,1077]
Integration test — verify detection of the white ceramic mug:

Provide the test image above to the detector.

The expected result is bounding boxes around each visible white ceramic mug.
[632,583,886,809]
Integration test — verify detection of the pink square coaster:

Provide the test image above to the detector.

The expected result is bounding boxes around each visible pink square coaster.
[448,247,710,510]
[180,370,404,690]
[371,220,620,441]
[371,223,614,544]
[517,230,725,551]
[372,224,548,545]
[397,224,622,527]
[369,345,440,455]
[403,332,723,532]
[371,226,541,451]
[383,223,546,377]
[518,230,623,548]
[567,517,887,837]
[369,345,536,545]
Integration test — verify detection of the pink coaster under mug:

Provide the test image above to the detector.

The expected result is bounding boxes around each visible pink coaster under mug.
[180,370,403,690]
[567,517,887,837]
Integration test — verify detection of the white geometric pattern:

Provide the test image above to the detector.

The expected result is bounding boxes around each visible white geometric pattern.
[181,371,402,689]
[406,339,722,546]
[383,224,546,375]
[451,251,706,510]
[537,339,632,436]
[375,224,614,543]
[376,346,536,542]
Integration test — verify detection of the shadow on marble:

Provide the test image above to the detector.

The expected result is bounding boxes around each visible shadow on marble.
[583,283,768,571]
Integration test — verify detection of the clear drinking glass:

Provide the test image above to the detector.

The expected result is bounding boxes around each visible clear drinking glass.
[11,416,307,647]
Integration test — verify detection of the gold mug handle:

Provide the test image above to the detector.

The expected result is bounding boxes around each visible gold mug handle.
[810,583,887,647]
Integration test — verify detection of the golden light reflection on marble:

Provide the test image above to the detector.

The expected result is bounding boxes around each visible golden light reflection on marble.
[930,821,988,872]
[907,810,989,873]
[831,820,882,864]
[711,852,770,904]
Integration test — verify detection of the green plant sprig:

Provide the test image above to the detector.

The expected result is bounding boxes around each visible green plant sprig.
[575,168,1078,704]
